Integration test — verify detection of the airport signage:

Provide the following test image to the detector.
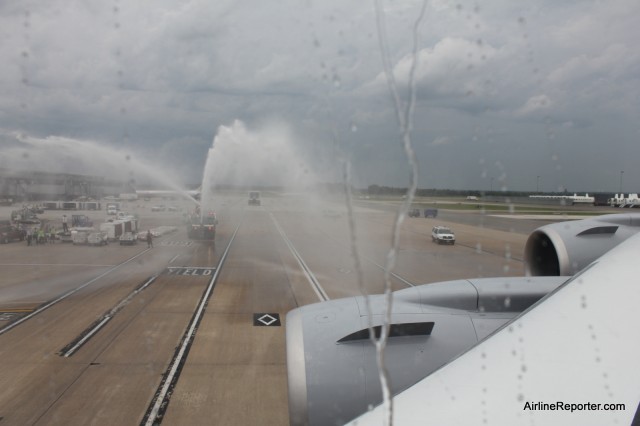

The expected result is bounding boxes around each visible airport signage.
[166,267,216,276]
[253,313,281,327]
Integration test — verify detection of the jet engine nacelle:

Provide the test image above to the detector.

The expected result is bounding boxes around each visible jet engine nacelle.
[286,276,567,426]
[287,214,640,425]
[524,214,640,276]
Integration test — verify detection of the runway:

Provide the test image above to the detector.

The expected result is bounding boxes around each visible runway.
[0,193,567,425]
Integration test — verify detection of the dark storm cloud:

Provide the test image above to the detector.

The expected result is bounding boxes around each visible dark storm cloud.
[0,0,638,191]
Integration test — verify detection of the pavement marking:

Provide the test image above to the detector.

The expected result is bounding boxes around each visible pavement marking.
[0,248,152,336]
[366,258,415,287]
[169,254,180,264]
[160,241,193,247]
[270,212,330,302]
[62,316,111,357]
[253,313,281,327]
[0,313,20,321]
[60,275,158,357]
[165,267,216,276]
[320,231,416,288]
[143,219,242,426]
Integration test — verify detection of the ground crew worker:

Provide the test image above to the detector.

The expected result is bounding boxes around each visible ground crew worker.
[146,230,153,248]
[62,214,69,232]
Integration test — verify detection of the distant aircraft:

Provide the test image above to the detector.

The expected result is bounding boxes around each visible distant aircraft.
[286,214,640,425]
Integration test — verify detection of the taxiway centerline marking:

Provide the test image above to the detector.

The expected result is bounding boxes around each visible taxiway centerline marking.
[270,212,330,302]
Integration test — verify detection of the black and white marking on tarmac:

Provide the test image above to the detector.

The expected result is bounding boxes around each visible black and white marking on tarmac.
[253,313,281,326]
[165,267,215,276]
[0,313,19,322]
[59,275,158,357]
[142,219,242,426]
[160,241,193,247]
[270,212,330,302]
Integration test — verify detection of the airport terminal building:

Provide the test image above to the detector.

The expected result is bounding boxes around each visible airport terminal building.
[0,168,128,202]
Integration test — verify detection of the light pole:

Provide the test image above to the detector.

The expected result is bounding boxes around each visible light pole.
[536,175,540,193]
[490,177,494,193]
[619,170,624,194]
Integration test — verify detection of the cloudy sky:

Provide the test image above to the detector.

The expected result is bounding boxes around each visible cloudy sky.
[0,0,638,192]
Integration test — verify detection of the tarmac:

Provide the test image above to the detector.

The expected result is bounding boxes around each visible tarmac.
[0,194,595,425]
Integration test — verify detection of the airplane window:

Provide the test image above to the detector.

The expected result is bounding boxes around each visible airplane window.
[0,1,637,426]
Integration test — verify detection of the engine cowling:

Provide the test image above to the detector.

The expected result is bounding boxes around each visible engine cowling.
[525,214,640,276]
[286,276,567,426]
[287,214,640,425]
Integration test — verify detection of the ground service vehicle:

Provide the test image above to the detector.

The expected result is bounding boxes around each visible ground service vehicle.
[424,208,438,218]
[119,232,137,245]
[71,215,93,227]
[0,225,25,243]
[431,226,455,244]
[408,208,420,217]
[248,191,261,206]
[87,232,108,246]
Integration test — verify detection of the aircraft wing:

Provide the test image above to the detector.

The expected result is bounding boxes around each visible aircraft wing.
[349,231,640,425]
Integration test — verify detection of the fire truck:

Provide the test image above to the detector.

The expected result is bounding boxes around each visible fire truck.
[186,208,217,241]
